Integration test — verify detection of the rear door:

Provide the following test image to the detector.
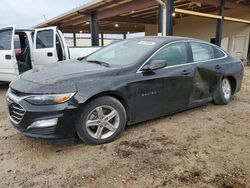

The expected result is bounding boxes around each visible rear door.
[33,27,58,69]
[188,42,227,105]
[0,26,18,81]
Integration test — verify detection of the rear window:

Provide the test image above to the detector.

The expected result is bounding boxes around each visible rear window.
[36,30,54,49]
[190,42,214,62]
[0,29,12,50]
[214,47,225,58]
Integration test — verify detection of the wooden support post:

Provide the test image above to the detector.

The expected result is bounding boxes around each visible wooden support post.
[158,5,163,35]
[101,32,104,46]
[215,0,225,46]
[166,0,174,36]
[90,12,99,46]
[73,33,76,47]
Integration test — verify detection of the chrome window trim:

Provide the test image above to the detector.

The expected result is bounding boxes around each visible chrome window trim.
[136,40,228,73]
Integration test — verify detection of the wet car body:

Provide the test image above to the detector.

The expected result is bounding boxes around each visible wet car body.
[7,37,244,143]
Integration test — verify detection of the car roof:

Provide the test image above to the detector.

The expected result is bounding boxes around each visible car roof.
[127,36,190,42]
[126,36,211,44]
[126,36,222,50]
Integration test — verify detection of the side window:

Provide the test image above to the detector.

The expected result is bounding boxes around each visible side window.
[190,42,214,61]
[0,29,12,50]
[151,42,188,66]
[36,30,54,49]
[214,47,225,58]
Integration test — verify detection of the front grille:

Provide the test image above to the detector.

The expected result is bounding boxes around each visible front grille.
[8,98,26,124]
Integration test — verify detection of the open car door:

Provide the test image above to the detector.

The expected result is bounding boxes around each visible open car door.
[0,25,18,82]
[33,27,58,69]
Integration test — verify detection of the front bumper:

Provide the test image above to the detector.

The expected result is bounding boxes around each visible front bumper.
[7,90,79,143]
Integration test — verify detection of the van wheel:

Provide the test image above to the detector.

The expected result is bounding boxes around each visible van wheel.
[76,96,126,145]
[213,78,232,105]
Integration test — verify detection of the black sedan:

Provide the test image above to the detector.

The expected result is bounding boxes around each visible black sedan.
[7,37,244,145]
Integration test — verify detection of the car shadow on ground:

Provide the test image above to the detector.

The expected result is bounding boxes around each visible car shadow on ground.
[0,82,9,90]
[15,104,209,150]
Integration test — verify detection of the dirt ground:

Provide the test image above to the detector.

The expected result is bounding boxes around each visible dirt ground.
[0,68,250,188]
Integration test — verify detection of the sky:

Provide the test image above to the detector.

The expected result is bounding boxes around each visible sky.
[0,0,91,28]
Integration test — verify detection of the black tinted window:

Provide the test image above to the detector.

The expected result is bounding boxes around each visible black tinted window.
[151,42,187,66]
[0,29,12,50]
[214,47,225,58]
[191,42,214,61]
[36,30,54,49]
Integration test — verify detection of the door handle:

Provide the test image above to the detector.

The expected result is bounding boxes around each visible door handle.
[47,52,53,57]
[5,55,11,60]
[215,64,221,70]
[181,70,191,75]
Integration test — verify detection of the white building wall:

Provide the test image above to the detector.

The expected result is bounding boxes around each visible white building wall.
[174,10,250,59]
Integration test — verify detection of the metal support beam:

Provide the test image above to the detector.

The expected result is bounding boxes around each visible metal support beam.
[166,0,174,36]
[215,0,225,46]
[190,0,250,12]
[73,33,76,47]
[123,33,126,39]
[90,12,99,46]
[101,33,104,46]
[175,8,250,24]
[158,5,163,35]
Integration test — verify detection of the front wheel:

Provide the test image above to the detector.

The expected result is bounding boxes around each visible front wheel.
[213,78,232,105]
[76,96,126,145]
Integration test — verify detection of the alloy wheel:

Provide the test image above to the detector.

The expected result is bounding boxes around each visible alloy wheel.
[85,105,120,140]
[222,78,231,100]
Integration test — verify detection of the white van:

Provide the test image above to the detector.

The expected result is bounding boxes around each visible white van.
[0,26,99,82]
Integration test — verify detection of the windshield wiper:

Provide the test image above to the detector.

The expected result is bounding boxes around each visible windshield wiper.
[87,60,110,67]
[77,56,86,61]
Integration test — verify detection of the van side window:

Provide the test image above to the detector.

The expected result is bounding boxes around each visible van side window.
[214,47,225,58]
[151,42,188,66]
[0,29,12,50]
[36,30,54,49]
[190,42,214,62]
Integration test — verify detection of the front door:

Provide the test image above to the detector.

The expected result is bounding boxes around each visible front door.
[132,42,194,122]
[0,26,18,81]
[33,27,58,69]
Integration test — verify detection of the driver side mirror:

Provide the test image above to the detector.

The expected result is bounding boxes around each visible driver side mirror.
[141,59,167,71]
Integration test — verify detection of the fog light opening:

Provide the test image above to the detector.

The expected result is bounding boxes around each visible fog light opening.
[27,118,58,129]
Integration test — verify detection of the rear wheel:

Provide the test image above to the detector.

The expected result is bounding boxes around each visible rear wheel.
[76,96,126,145]
[213,78,232,105]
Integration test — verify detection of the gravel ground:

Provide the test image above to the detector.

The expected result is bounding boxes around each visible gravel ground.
[0,68,250,188]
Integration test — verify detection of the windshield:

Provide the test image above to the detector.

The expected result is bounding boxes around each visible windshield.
[86,39,159,66]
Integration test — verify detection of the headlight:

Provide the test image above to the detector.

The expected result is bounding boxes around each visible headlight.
[25,93,75,105]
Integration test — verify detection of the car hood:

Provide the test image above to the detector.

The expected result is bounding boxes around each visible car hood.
[21,60,117,84]
[10,59,121,94]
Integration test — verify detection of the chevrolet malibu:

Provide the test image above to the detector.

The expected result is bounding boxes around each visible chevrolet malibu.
[7,37,244,145]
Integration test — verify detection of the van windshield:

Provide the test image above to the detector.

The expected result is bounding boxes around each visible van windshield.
[86,40,159,66]
[0,29,12,50]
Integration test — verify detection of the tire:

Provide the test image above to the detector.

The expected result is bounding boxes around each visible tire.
[213,78,232,105]
[76,96,126,145]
